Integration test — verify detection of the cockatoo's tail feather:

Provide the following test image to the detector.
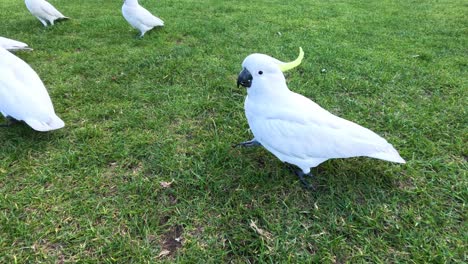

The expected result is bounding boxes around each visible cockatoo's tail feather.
[369,148,406,164]
[25,114,65,132]
[0,37,32,51]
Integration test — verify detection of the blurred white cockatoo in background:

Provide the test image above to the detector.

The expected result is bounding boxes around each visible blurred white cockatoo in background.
[25,0,69,27]
[236,48,405,187]
[122,0,164,37]
[0,36,32,51]
[0,47,65,131]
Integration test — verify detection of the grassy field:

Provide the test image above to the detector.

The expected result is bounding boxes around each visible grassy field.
[1,0,466,262]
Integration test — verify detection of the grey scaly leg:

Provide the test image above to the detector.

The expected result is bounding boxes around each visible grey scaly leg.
[294,170,316,190]
[232,139,262,148]
[285,163,315,190]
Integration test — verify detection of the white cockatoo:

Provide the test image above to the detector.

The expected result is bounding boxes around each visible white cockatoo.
[0,47,64,131]
[24,0,69,27]
[236,48,405,187]
[0,37,32,52]
[122,0,164,37]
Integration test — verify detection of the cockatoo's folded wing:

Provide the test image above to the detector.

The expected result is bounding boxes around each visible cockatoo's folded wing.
[40,1,66,18]
[253,93,405,163]
[135,7,164,27]
[0,58,53,117]
[0,48,64,131]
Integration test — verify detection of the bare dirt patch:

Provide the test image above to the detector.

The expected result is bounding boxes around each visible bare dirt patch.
[160,224,184,258]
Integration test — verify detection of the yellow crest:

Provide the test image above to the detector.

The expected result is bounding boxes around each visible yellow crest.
[278,47,304,72]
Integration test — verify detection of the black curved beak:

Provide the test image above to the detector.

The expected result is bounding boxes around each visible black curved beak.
[237,68,253,88]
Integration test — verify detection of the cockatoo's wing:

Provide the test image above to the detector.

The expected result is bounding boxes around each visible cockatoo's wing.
[0,37,32,51]
[40,0,67,18]
[0,48,64,131]
[249,92,405,167]
[134,6,164,27]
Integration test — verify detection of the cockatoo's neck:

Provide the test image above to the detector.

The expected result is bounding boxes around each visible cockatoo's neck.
[246,78,290,99]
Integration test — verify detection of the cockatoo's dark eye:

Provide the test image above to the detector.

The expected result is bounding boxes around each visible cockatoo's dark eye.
[258,71,263,75]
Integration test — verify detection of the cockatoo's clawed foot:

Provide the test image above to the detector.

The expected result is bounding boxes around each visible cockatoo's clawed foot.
[232,139,262,148]
[0,117,19,127]
[290,167,316,190]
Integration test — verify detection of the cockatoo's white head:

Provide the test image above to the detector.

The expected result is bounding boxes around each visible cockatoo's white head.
[237,48,304,94]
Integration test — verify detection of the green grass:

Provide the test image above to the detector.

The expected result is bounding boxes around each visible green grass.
[1,0,466,262]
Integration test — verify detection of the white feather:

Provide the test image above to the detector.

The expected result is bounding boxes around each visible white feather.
[122,0,164,37]
[241,52,405,174]
[0,37,32,51]
[0,47,64,131]
[25,0,68,27]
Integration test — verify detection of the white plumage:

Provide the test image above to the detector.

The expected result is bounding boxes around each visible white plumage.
[237,50,405,175]
[0,36,32,51]
[122,0,164,37]
[0,47,64,131]
[25,0,69,27]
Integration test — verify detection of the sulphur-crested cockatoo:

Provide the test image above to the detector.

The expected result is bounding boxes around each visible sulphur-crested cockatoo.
[236,48,405,187]
[122,0,164,37]
[25,0,69,27]
[0,47,64,131]
[0,37,32,51]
